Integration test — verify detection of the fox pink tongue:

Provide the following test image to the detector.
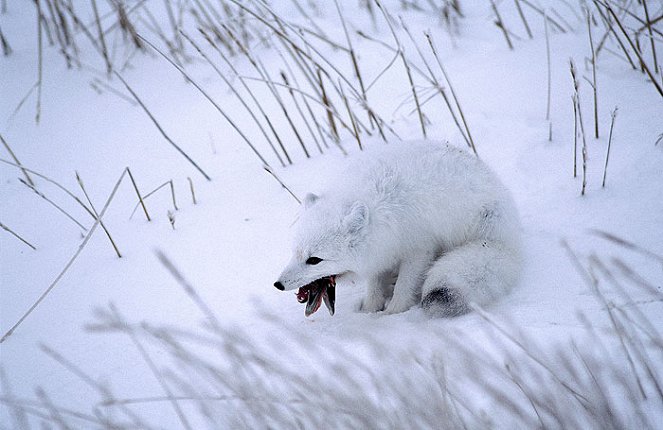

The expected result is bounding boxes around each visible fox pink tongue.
[296,276,336,317]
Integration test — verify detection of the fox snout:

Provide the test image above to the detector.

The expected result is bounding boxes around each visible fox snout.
[273,281,285,290]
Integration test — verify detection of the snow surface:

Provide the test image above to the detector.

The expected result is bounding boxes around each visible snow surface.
[1,1,662,428]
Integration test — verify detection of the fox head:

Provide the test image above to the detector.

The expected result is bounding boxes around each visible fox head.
[274,193,369,291]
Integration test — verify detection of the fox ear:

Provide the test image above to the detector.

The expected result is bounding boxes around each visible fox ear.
[303,193,319,208]
[343,201,369,234]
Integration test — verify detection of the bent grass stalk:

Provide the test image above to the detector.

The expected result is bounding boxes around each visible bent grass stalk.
[19,178,88,232]
[0,158,95,219]
[199,27,291,165]
[374,0,427,139]
[179,30,286,167]
[1,134,34,186]
[426,33,478,156]
[126,167,150,221]
[570,60,588,196]
[491,0,514,50]
[135,34,272,169]
[602,107,618,187]
[114,71,213,180]
[263,166,301,204]
[0,222,36,250]
[187,177,196,205]
[76,171,122,258]
[587,10,599,139]
[129,179,177,219]
[1,168,129,343]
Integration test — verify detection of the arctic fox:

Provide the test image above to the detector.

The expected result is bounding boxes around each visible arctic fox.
[274,141,521,317]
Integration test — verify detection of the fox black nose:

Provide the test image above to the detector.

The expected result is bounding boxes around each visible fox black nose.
[274,281,285,291]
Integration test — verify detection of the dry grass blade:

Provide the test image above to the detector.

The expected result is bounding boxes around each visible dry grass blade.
[514,0,533,39]
[135,34,272,170]
[339,83,363,150]
[0,221,36,250]
[426,33,478,156]
[602,107,618,187]
[187,177,196,205]
[600,2,663,97]
[589,229,663,263]
[317,68,339,143]
[374,0,427,139]
[642,0,658,72]
[0,368,30,430]
[279,70,323,155]
[40,344,151,428]
[519,0,567,33]
[129,179,177,219]
[334,0,374,128]
[180,30,286,168]
[19,178,88,232]
[472,305,591,407]
[155,250,220,329]
[572,95,578,178]
[0,158,95,218]
[545,10,552,122]
[108,304,193,430]
[35,0,43,124]
[587,10,599,139]
[263,166,301,204]
[491,0,514,50]
[75,171,122,258]
[592,1,637,70]
[126,167,150,221]
[570,60,588,195]
[1,168,128,343]
[114,71,212,181]
[1,134,34,186]
[90,0,111,74]
[198,27,292,165]
[0,23,12,56]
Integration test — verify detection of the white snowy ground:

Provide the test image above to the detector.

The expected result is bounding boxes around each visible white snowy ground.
[1,1,662,428]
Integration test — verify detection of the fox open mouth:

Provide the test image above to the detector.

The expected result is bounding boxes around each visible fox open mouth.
[296,275,336,317]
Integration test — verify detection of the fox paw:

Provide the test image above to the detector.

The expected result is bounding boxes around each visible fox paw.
[358,296,385,313]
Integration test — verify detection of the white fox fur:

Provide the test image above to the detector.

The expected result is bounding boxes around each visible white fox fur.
[275,141,522,316]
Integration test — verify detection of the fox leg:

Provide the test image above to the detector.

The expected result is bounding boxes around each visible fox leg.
[359,271,397,312]
[421,240,521,317]
[384,255,432,314]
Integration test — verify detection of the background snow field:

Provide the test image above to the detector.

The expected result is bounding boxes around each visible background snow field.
[1,0,662,428]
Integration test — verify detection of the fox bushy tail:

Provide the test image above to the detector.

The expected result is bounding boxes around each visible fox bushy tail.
[421,240,521,317]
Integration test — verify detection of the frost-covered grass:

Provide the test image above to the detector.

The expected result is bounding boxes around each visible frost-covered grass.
[1,0,662,428]
[2,250,662,429]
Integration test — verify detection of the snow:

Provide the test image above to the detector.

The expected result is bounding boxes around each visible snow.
[1,1,662,428]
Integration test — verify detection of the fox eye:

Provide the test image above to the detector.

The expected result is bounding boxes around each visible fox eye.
[306,256,323,265]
